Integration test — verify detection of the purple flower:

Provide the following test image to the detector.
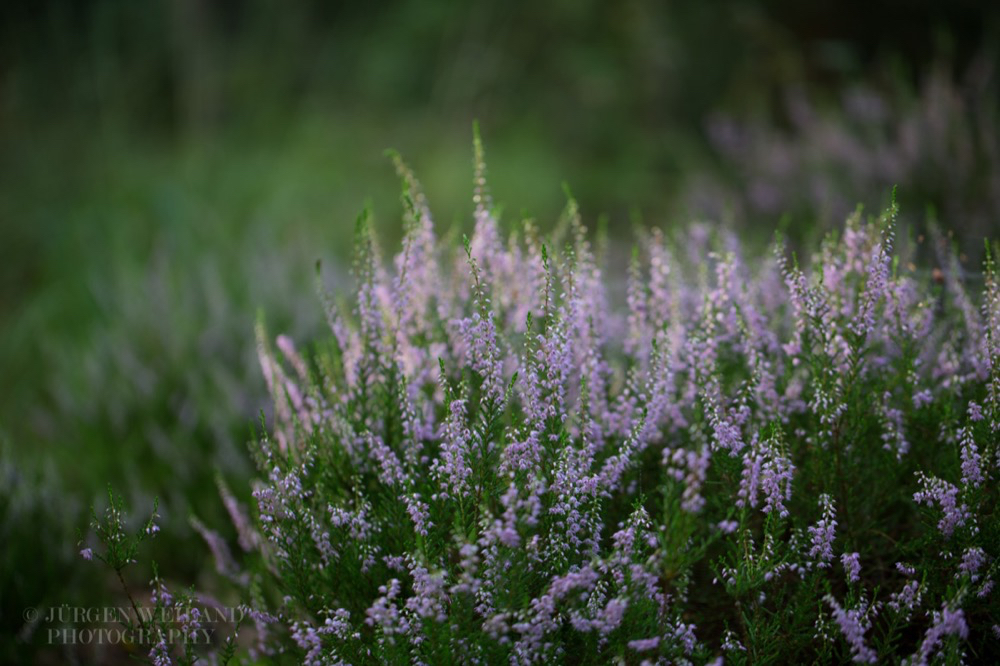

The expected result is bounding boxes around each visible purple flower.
[596,598,627,635]
[879,393,910,459]
[670,622,699,656]
[457,309,504,403]
[912,605,968,666]
[958,427,983,488]
[808,494,837,567]
[825,595,877,664]
[841,552,861,583]
[365,578,403,635]
[709,406,745,454]
[367,432,407,488]
[717,520,739,534]
[177,605,202,641]
[432,399,474,497]
[149,636,171,666]
[736,432,794,517]
[958,547,988,582]
[912,389,933,408]
[913,473,972,538]
[664,445,711,513]
[403,493,432,537]
[405,559,448,623]
[848,232,893,341]
[627,637,660,652]
[887,580,922,620]
[150,576,173,608]
[79,547,93,561]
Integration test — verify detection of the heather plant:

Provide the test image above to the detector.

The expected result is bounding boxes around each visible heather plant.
[77,488,245,666]
[83,137,999,664]
[689,55,1000,261]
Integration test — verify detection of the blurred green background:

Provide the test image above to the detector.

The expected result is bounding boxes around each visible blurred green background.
[2,0,998,661]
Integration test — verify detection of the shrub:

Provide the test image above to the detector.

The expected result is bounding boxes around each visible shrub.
[85,137,999,664]
[690,56,1000,263]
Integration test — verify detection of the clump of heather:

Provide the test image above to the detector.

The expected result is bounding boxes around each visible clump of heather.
[151,137,1000,663]
[692,56,1000,259]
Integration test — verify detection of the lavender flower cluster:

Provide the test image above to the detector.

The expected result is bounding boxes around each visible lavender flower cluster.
[208,140,999,664]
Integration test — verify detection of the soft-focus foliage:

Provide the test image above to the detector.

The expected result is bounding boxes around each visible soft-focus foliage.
[690,57,1000,261]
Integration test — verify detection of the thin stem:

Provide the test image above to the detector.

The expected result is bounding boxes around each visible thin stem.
[115,567,147,632]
